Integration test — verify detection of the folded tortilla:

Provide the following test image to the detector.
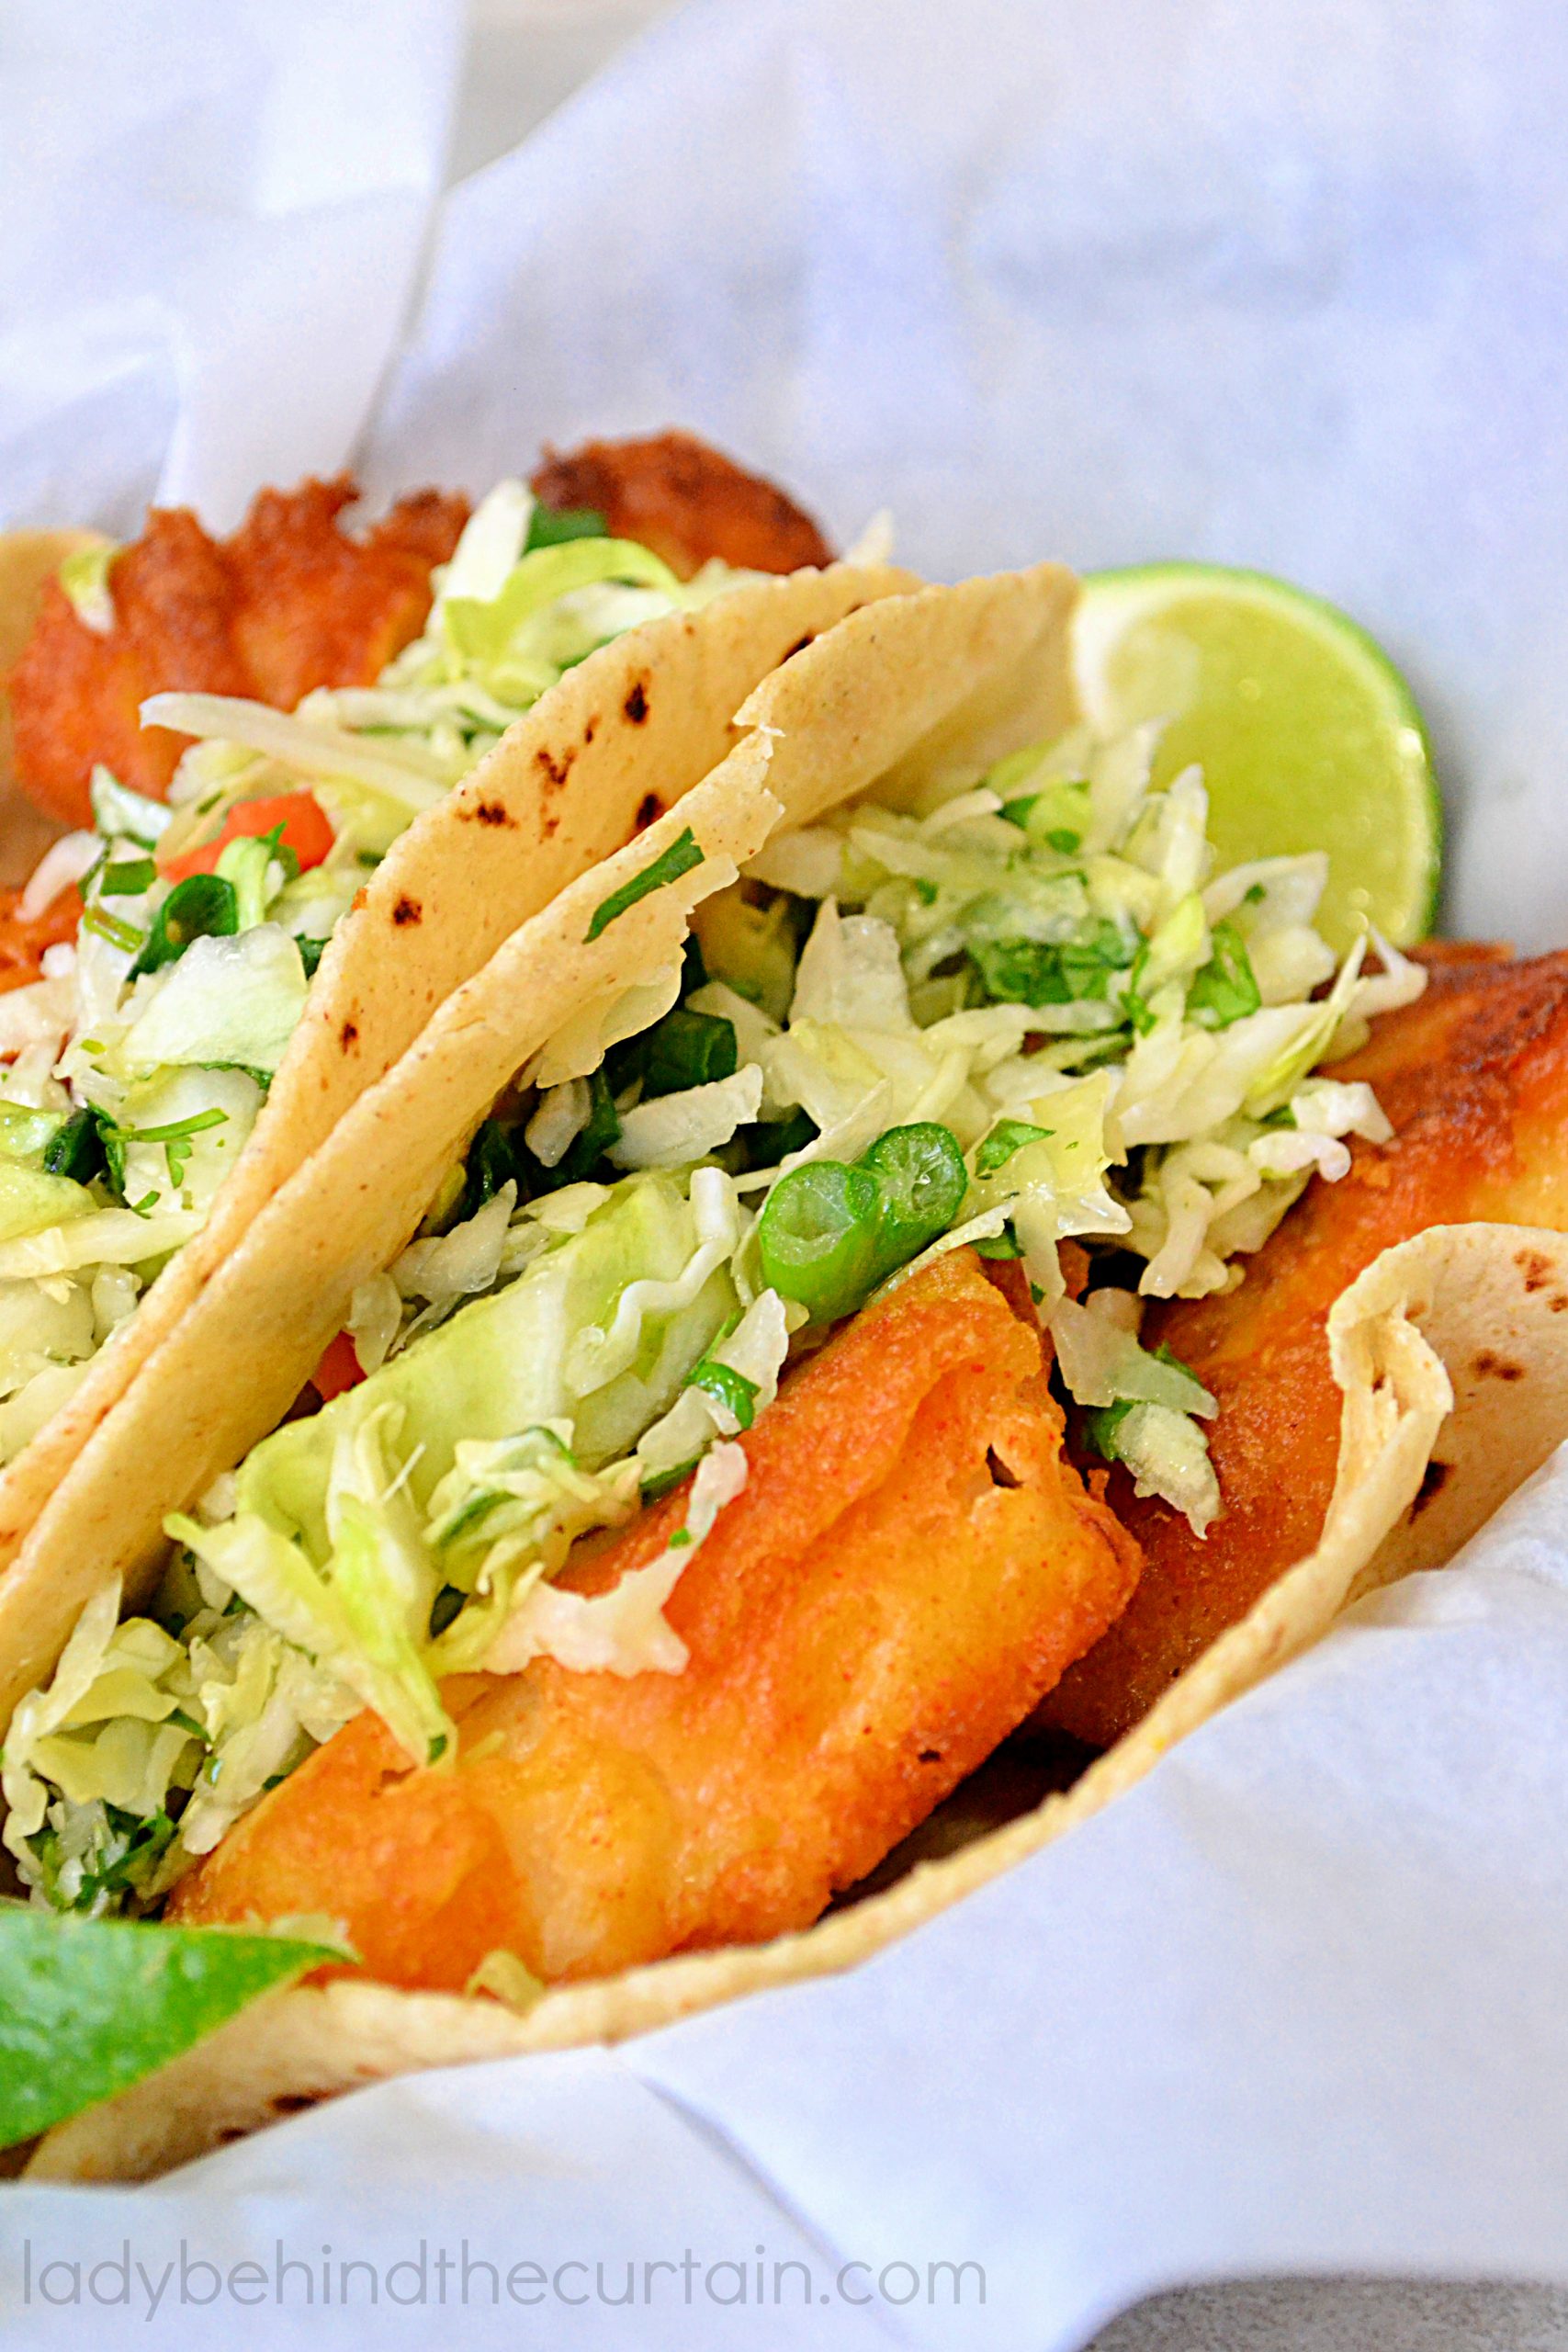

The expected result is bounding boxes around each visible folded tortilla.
[12,563,1568,2181]
[0,543,910,1581]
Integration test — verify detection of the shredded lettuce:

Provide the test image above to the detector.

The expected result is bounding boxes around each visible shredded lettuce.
[114,927,308,1078]
[486,1440,749,1678]
[1,1568,355,1910]
[11,694,1427,1905]
[1085,1397,1222,1535]
[609,1065,764,1170]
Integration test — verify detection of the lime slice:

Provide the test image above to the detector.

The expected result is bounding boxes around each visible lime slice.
[1073,563,1441,952]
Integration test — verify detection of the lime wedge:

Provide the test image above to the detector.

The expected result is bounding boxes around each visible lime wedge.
[1074,563,1440,952]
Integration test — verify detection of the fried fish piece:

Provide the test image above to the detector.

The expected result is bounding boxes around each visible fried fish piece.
[530,430,835,582]
[8,481,470,826]
[9,435,834,831]
[170,1250,1140,1989]
[1042,946,1568,1748]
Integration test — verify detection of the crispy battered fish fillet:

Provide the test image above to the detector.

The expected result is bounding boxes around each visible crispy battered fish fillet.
[9,481,469,826]
[9,435,835,833]
[1042,947,1568,1749]
[170,1250,1140,1989]
[530,431,835,582]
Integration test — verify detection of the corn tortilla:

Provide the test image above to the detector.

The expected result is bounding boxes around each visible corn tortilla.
[0,549,910,1569]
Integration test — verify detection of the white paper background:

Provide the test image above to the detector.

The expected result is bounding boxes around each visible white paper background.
[5,4,1568,2346]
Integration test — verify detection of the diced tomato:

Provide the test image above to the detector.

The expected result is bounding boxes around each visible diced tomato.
[0,884,84,997]
[310,1330,365,1401]
[160,791,335,884]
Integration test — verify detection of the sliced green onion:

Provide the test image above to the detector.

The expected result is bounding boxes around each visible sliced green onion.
[611,1006,738,1099]
[81,906,144,956]
[129,874,239,978]
[758,1159,881,1323]
[860,1123,969,1282]
[98,857,156,898]
[586,829,705,943]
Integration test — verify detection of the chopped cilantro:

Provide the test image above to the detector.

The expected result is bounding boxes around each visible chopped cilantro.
[586,828,705,942]
[974,1222,1024,1260]
[526,504,608,550]
[1187,920,1261,1029]
[640,1455,699,1502]
[976,1118,1054,1177]
[687,1358,760,1430]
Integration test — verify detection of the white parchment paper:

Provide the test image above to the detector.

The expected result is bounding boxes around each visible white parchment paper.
[5,4,1568,2346]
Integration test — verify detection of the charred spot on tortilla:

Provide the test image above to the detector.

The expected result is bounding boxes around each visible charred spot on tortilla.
[536,745,574,790]
[338,1019,358,1050]
[1410,1457,1451,1517]
[1472,1351,1525,1382]
[1517,1246,1554,1292]
[633,793,662,833]
[918,1748,942,1765]
[467,800,515,829]
[623,679,649,725]
[390,897,422,928]
[585,826,705,942]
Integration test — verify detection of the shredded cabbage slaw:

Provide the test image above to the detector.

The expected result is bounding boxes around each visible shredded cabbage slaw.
[4,703,1425,1917]
[0,487,756,1474]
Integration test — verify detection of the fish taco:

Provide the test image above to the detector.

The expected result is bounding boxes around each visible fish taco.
[5,561,1568,2181]
[0,436,906,1566]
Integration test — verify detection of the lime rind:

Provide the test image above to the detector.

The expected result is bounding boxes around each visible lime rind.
[1074,562,1442,952]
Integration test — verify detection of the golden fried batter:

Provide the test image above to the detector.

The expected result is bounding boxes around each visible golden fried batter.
[9,481,470,826]
[170,1250,1139,1989]
[530,430,836,582]
[1043,947,1568,1747]
[10,435,836,830]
